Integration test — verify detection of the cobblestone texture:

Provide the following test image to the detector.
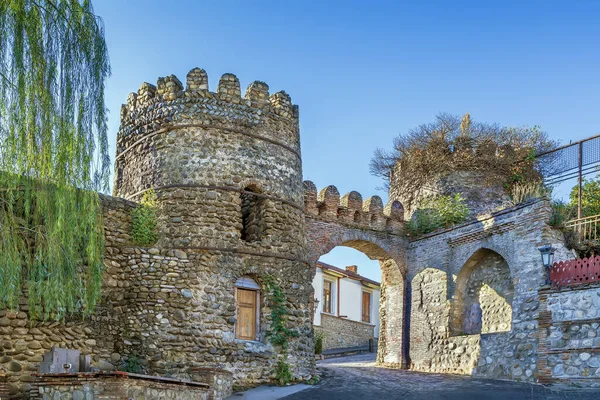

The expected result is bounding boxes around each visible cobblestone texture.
[283,354,600,400]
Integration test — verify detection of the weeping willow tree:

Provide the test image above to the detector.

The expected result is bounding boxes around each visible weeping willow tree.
[0,0,110,320]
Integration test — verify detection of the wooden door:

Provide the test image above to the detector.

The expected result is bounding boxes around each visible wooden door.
[362,291,371,323]
[236,288,257,340]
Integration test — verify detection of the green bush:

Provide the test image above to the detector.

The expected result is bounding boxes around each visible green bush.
[407,194,470,236]
[549,200,575,228]
[274,360,293,386]
[131,190,158,246]
[120,355,144,374]
[314,330,325,355]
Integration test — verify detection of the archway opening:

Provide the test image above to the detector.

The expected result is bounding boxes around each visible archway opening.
[311,242,405,368]
[451,248,513,336]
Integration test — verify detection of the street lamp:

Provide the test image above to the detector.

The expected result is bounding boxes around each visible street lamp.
[538,245,555,285]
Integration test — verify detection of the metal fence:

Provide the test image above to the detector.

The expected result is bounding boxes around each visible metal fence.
[536,134,600,218]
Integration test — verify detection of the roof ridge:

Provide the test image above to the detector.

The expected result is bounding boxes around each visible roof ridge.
[316,261,380,286]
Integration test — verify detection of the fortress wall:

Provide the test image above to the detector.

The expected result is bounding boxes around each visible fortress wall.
[0,195,134,397]
[406,199,571,382]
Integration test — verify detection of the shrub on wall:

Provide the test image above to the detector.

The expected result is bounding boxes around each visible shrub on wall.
[263,275,299,385]
[370,113,556,210]
[314,330,325,355]
[549,200,575,229]
[407,194,470,236]
[131,190,159,246]
[509,180,551,205]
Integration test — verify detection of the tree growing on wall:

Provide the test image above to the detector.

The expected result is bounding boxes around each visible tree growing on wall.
[0,0,110,319]
[370,113,557,209]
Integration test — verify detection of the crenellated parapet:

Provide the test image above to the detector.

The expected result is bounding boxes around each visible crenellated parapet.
[116,67,300,159]
[114,67,304,208]
[303,181,404,233]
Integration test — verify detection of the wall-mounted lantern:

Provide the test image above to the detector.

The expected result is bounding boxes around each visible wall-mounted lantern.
[313,298,320,312]
[538,245,555,285]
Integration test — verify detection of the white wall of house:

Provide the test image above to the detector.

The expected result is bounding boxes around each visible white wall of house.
[312,266,380,338]
[313,267,323,326]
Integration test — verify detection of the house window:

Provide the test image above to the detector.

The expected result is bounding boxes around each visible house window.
[362,291,371,323]
[235,276,260,340]
[323,280,333,314]
[240,186,264,242]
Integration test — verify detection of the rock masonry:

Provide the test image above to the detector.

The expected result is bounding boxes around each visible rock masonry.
[1,64,598,398]
[113,68,313,387]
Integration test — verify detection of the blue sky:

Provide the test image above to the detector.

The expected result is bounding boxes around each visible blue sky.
[94,1,600,282]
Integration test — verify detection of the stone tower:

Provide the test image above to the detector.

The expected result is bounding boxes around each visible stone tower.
[114,68,313,384]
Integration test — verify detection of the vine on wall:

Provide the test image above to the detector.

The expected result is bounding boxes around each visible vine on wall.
[263,275,299,385]
[131,190,158,246]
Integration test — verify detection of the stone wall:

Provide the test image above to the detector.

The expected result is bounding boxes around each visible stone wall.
[377,259,406,368]
[451,250,513,335]
[315,314,375,351]
[0,195,133,398]
[28,373,210,400]
[303,181,408,366]
[0,188,312,398]
[406,199,572,381]
[538,284,600,387]
[111,68,314,387]
[389,169,512,219]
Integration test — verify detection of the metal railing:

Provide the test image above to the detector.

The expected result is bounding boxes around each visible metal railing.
[535,133,600,219]
[564,214,600,242]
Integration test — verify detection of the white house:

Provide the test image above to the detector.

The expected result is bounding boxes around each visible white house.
[312,261,380,352]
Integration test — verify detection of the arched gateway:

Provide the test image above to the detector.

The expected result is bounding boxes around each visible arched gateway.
[303,181,409,367]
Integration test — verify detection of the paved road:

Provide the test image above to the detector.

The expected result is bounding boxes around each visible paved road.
[283,354,600,400]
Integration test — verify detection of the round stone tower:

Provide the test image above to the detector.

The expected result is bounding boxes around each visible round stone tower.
[114,68,312,385]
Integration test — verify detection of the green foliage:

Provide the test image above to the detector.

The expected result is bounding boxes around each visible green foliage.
[263,275,299,386]
[263,275,299,351]
[570,178,600,217]
[0,1,110,319]
[407,194,470,236]
[120,355,144,374]
[314,330,325,355]
[131,190,158,246]
[274,359,293,386]
[549,200,575,228]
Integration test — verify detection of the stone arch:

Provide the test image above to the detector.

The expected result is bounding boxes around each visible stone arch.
[306,224,408,368]
[450,248,514,335]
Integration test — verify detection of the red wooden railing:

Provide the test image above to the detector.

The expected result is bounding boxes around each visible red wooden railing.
[550,256,600,287]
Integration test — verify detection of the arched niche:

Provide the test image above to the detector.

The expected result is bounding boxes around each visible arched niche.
[450,248,514,335]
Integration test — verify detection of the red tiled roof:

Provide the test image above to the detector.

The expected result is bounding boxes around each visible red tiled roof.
[316,261,380,287]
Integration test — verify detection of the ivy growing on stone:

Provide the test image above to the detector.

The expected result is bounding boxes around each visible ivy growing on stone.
[263,274,299,385]
[131,190,159,246]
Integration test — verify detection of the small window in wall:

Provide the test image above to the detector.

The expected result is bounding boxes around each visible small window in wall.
[235,276,260,340]
[240,186,264,242]
[362,291,371,323]
[323,280,333,314]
